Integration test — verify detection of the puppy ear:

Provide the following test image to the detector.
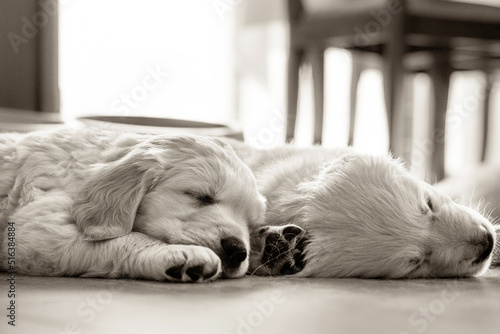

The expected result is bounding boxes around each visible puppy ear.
[72,145,160,240]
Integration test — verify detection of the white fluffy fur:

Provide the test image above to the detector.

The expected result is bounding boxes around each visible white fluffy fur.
[229,140,497,278]
[0,128,265,282]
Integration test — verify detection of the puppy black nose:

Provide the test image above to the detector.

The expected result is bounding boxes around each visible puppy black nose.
[475,232,494,264]
[221,238,247,268]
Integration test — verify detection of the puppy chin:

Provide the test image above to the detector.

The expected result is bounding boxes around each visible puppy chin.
[222,259,249,279]
[473,256,493,277]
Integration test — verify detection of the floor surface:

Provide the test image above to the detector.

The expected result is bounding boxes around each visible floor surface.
[1,268,499,334]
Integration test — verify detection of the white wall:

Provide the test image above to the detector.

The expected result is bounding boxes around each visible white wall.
[59,0,236,124]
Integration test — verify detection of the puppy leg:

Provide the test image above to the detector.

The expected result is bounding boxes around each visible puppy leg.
[104,233,223,282]
[77,232,223,282]
[3,207,222,282]
[3,194,223,282]
[9,229,222,282]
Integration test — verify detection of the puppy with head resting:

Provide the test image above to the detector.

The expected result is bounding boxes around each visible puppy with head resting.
[228,140,498,279]
[0,128,265,282]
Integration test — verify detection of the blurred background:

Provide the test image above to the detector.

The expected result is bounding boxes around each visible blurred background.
[1,4,499,334]
[0,0,499,182]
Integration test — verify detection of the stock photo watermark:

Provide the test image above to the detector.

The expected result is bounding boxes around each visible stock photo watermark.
[353,0,403,47]
[5,221,16,327]
[213,0,244,21]
[447,78,490,131]
[246,108,285,149]
[411,76,491,172]
[411,128,445,172]
[6,0,75,54]
[109,65,170,116]
[224,289,286,334]
[399,283,461,334]
[49,289,113,334]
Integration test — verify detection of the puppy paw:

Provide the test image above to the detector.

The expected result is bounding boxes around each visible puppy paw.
[255,224,309,275]
[160,245,222,282]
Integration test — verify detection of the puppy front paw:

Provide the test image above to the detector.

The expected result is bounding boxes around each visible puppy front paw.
[252,224,309,276]
[155,245,222,282]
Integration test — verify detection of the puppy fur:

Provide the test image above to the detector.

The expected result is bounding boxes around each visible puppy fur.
[0,128,265,282]
[228,140,497,279]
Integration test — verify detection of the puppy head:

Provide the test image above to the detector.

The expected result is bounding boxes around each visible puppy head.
[299,153,496,278]
[73,135,266,278]
[250,152,496,278]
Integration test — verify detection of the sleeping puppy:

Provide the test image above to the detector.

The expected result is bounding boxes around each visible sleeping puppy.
[0,128,265,282]
[228,140,498,279]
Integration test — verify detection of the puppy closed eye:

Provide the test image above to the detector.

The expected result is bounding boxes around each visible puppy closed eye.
[427,197,434,212]
[421,196,434,214]
[184,191,217,206]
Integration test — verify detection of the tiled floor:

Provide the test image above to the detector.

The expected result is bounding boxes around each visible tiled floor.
[1,268,499,334]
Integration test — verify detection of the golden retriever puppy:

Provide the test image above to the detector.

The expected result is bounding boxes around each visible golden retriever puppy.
[0,128,265,282]
[228,140,497,278]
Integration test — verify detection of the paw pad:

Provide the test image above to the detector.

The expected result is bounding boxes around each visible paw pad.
[165,264,218,283]
[165,265,184,280]
[258,224,309,276]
